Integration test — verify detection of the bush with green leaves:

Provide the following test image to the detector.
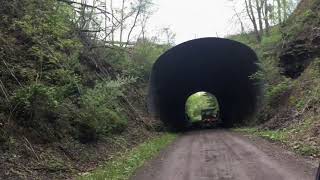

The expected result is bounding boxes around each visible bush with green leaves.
[265,80,291,107]
[8,84,64,142]
[12,84,60,117]
[78,77,136,137]
[260,28,282,48]
[0,0,167,145]
[129,40,170,80]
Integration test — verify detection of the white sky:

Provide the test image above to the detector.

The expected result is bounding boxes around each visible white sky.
[148,0,240,44]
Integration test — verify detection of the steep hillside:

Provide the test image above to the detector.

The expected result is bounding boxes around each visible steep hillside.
[232,0,320,157]
[279,0,320,78]
[0,1,167,179]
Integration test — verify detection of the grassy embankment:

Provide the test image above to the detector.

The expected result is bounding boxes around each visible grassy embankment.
[79,133,177,180]
[231,0,320,158]
[234,125,320,157]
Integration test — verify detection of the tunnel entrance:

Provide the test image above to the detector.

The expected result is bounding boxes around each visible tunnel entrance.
[148,38,260,130]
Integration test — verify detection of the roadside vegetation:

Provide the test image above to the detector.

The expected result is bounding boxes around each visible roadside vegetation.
[0,0,175,179]
[230,0,320,158]
[79,133,177,180]
[1,0,320,179]
[234,125,320,157]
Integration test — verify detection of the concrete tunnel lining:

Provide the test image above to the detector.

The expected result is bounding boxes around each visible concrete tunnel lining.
[148,38,260,129]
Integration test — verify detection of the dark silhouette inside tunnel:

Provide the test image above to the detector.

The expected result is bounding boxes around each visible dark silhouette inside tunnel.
[148,38,260,130]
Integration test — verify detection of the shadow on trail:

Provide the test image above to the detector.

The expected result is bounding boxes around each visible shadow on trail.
[186,121,223,131]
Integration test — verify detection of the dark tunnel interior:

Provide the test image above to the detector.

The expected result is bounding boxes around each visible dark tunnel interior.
[148,38,261,130]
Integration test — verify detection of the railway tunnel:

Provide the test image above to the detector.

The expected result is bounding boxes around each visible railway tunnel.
[148,38,261,130]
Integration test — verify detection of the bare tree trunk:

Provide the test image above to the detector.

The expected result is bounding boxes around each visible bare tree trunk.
[245,0,261,41]
[119,0,125,46]
[276,0,282,24]
[282,0,288,21]
[140,14,148,40]
[60,0,151,47]
[233,8,245,34]
[264,0,270,36]
[110,0,115,44]
[104,0,108,42]
[125,3,142,47]
[255,0,264,35]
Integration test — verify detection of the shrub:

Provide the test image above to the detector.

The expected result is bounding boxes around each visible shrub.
[10,84,63,142]
[11,84,60,122]
[77,77,136,138]
[261,28,282,48]
[129,40,170,79]
[265,80,291,107]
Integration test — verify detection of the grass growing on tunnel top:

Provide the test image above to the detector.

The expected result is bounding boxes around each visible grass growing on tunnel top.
[78,133,177,180]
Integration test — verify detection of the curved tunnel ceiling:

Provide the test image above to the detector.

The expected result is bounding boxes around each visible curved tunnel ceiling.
[148,38,260,130]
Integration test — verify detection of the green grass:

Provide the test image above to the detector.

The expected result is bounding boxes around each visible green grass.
[233,128,288,142]
[78,133,177,180]
[233,127,320,157]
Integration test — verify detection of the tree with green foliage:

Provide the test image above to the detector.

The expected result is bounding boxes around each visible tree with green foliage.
[0,0,169,144]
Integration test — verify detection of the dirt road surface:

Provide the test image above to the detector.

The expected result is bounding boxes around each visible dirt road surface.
[131,130,318,180]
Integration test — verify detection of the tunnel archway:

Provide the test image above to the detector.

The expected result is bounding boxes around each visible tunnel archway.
[148,37,260,130]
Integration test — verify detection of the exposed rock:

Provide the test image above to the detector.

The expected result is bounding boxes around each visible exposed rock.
[279,26,320,78]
